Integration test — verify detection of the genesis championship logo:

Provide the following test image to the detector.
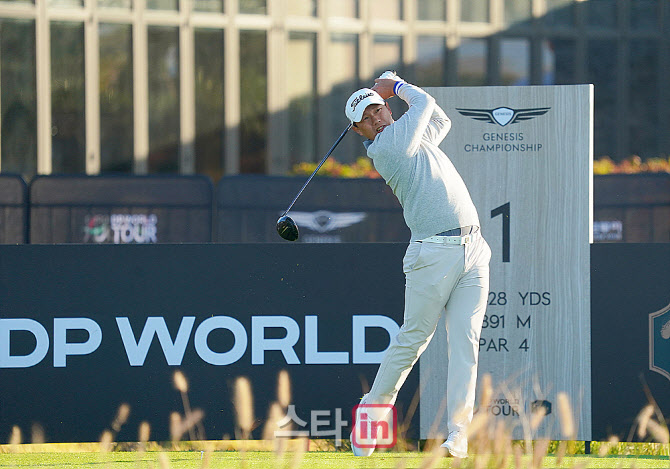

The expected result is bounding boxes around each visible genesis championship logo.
[649,301,670,381]
[456,106,551,153]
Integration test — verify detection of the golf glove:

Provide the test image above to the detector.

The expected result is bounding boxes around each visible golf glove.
[378,70,404,82]
[378,70,406,95]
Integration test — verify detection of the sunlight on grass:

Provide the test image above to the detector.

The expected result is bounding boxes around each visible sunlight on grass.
[0,451,669,469]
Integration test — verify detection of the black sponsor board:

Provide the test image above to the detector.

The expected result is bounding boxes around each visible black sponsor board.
[29,175,213,244]
[591,243,670,440]
[0,243,419,443]
[5,242,667,443]
[216,175,409,243]
[0,174,28,244]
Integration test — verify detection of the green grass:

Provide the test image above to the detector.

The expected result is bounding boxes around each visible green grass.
[0,450,669,469]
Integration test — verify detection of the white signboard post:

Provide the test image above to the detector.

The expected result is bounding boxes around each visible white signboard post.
[420,85,593,441]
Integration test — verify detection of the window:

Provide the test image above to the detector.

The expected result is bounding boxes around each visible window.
[288,32,317,167]
[50,0,82,8]
[544,0,574,27]
[545,39,575,85]
[195,29,225,181]
[457,38,487,86]
[99,0,130,8]
[500,38,530,86]
[51,22,86,173]
[587,0,617,29]
[328,33,360,164]
[461,0,488,23]
[504,0,531,26]
[373,35,404,119]
[239,30,267,173]
[0,19,36,176]
[630,0,659,31]
[629,40,658,159]
[148,26,180,173]
[239,0,266,14]
[587,40,618,158]
[194,0,223,13]
[417,0,446,21]
[100,24,133,173]
[373,35,403,78]
[146,0,177,11]
[416,36,446,86]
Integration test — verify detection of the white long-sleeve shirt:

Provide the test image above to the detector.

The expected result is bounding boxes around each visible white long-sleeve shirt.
[364,83,480,242]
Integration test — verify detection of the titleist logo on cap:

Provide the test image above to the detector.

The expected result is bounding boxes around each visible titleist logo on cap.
[351,92,374,111]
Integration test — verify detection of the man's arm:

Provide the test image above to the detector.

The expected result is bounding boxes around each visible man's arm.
[425,99,451,145]
[373,78,450,154]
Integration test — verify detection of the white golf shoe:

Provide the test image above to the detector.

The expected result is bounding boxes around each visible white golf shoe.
[351,394,375,457]
[441,430,468,458]
[350,430,375,457]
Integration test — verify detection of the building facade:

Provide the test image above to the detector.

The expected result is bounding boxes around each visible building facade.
[0,0,668,182]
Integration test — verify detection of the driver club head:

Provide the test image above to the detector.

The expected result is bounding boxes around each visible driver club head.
[276,215,299,241]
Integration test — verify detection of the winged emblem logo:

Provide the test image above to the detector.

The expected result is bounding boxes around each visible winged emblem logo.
[287,210,366,233]
[649,301,670,382]
[456,107,550,126]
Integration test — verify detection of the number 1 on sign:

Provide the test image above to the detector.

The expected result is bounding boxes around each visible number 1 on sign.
[491,202,510,263]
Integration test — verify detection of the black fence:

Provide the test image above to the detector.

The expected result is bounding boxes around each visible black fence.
[0,174,28,244]
[0,173,667,244]
[215,175,408,243]
[29,175,213,244]
[593,173,670,242]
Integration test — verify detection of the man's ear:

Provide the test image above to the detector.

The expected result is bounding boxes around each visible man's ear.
[385,102,392,116]
[352,125,364,137]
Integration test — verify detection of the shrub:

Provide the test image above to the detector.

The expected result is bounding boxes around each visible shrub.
[291,155,670,178]
[290,157,381,179]
[594,155,670,175]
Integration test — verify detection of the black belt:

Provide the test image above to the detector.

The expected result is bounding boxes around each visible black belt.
[436,225,479,236]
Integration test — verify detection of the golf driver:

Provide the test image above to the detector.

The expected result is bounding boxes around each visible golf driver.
[276,122,353,241]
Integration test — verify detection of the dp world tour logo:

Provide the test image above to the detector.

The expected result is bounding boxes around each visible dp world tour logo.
[456,107,550,126]
[649,301,670,381]
[83,213,158,244]
[83,215,110,243]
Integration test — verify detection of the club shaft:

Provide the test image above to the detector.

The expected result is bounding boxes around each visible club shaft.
[281,122,353,216]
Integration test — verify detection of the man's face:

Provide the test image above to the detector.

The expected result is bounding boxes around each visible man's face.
[352,103,394,140]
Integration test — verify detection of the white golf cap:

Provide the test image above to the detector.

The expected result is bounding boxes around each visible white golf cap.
[345,88,385,123]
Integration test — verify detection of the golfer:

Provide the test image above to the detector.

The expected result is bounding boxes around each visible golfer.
[346,73,491,458]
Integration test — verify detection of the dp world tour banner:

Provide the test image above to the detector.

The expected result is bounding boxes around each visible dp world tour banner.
[420,86,593,441]
[0,243,419,443]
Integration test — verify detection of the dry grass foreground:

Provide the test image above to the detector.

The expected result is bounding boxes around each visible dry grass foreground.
[1,371,669,469]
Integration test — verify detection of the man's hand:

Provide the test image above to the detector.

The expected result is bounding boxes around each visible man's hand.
[372,78,397,100]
